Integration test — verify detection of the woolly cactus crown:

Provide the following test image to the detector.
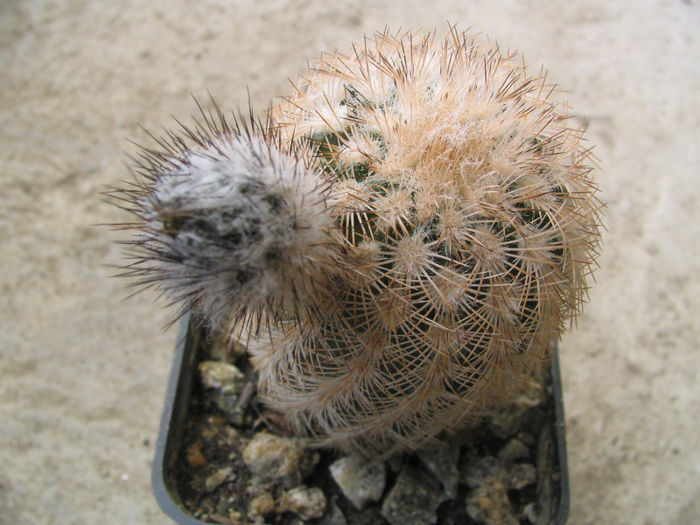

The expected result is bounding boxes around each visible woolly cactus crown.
[114,28,602,457]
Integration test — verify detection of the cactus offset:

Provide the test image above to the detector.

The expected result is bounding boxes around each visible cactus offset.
[113,29,602,458]
[111,113,341,331]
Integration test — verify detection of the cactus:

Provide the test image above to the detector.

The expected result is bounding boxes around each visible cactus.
[112,28,602,458]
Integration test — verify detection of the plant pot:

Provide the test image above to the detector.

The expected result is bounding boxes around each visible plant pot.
[152,315,570,525]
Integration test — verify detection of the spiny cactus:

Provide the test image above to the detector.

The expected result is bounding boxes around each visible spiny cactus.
[112,28,602,458]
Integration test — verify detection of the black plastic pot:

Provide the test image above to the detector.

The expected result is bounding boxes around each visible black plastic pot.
[152,315,570,524]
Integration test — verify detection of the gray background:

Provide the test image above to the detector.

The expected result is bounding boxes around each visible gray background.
[1,1,698,523]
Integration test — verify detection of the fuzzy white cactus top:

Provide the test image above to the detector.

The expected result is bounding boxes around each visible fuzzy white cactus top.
[114,29,602,458]
[118,124,340,330]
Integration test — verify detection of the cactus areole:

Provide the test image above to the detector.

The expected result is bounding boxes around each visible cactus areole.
[114,29,602,458]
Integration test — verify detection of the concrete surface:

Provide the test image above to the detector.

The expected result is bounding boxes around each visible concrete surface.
[1,1,698,524]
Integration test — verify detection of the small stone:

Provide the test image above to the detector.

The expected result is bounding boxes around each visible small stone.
[381,464,445,525]
[242,432,306,483]
[199,360,246,392]
[279,486,327,520]
[461,454,536,490]
[460,453,537,525]
[204,467,234,492]
[460,456,501,487]
[498,438,530,463]
[249,491,276,517]
[186,440,207,467]
[200,414,236,441]
[199,361,248,425]
[465,478,518,525]
[504,463,536,490]
[417,441,460,499]
[329,455,386,509]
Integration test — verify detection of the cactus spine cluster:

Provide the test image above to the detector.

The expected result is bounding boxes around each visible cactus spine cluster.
[114,29,602,458]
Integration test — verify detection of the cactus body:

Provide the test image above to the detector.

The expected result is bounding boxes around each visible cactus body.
[115,29,601,458]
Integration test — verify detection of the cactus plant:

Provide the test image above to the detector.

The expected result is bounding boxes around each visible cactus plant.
[112,28,602,458]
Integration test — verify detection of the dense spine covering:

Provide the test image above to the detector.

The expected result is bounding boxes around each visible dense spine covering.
[110,111,341,331]
[113,29,602,458]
